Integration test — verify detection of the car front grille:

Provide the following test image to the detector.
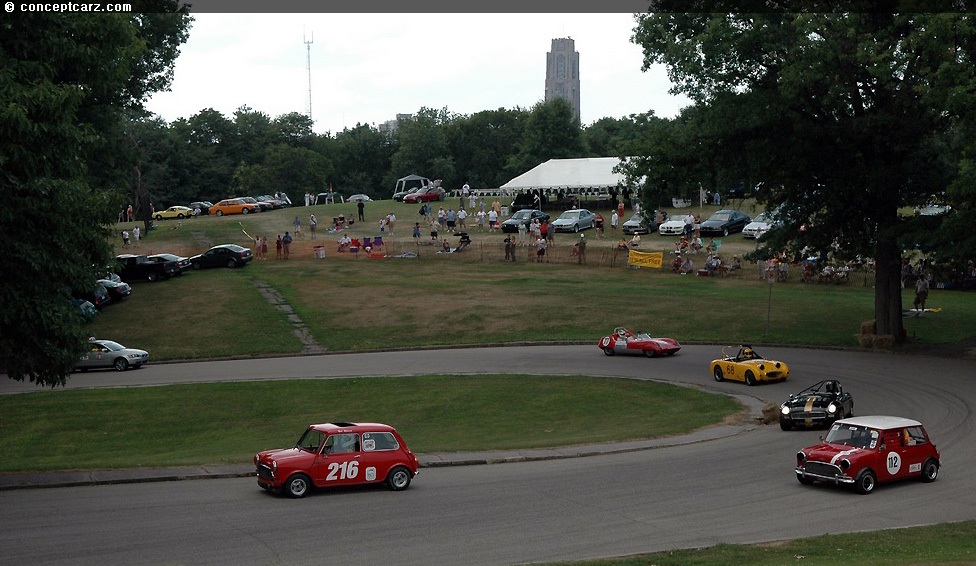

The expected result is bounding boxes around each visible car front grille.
[790,409,826,420]
[256,464,274,481]
[803,461,842,478]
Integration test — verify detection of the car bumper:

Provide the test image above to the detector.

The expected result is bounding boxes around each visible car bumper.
[795,466,854,485]
[658,227,684,235]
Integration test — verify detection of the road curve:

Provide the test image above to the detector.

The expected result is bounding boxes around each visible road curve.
[0,345,973,566]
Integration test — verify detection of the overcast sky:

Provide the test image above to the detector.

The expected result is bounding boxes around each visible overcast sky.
[144,13,692,134]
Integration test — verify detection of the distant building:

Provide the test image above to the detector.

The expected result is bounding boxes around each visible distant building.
[378,113,414,134]
[544,37,581,122]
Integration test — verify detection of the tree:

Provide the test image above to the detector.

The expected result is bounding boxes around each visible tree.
[0,8,192,386]
[632,10,976,342]
[507,98,587,177]
[389,107,456,192]
[446,107,528,189]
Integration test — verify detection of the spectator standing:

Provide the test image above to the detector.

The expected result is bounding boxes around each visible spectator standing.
[275,235,283,259]
[617,200,625,220]
[446,208,457,233]
[457,207,468,230]
[476,209,486,231]
[437,206,447,230]
[309,214,317,239]
[132,226,140,247]
[610,211,619,235]
[412,222,422,243]
[468,192,477,211]
[293,216,302,237]
[683,212,695,236]
[594,213,604,238]
[126,204,134,222]
[282,232,293,259]
[121,230,130,248]
[358,201,365,222]
[542,219,552,244]
[487,209,499,232]
[386,212,396,235]
[504,236,515,262]
[576,233,587,264]
[517,220,528,246]
[260,236,268,260]
[535,236,547,263]
[914,273,930,315]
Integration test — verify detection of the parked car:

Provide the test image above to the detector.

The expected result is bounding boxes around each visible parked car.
[403,187,446,203]
[742,211,776,239]
[710,345,789,385]
[188,201,212,215]
[510,192,544,212]
[210,198,260,216]
[76,338,149,372]
[154,206,195,220]
[699,209,751,236]
[97,278,132,301]
[71,299,97,321]
[76,283,112,310]
[255,195,288,209]
[346,194,372,203]
[500,209,550,233]
[148,253,192,274]
[598,327,681,357]
[314,192,343,204]
[779,380,854,430]
[190,244,254,269]
[795,416,940,494]
[116,253,180,282]
[622,212,660,235]
[550,208,596,233]
[241,196,272,212]
[657,218,687,236]
[254,421,421,498]
[392,187,421,202]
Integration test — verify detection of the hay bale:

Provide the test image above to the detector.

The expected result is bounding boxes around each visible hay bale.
[871,334,896,350]
[856,334,874,348]
[860,319,877,335]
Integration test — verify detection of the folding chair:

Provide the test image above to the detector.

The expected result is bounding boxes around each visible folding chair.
[373,236,385,250]
[363,237,372,250]
[349,238,361,255]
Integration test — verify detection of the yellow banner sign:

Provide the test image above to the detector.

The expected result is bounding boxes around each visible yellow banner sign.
[628,250,664,268]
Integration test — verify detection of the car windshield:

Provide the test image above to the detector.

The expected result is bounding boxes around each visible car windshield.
[511,210,532,220]
[628,213,645,222]
[825,423,879,449]
[709,212,732,221]
[557,211,580,220]
[295,429,325,453]
[99,341,125,351]
[753,212,769,223]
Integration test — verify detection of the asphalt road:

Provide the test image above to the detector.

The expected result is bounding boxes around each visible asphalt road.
[1,345,973,566]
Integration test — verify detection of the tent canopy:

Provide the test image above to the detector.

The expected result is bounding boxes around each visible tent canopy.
[500,157,629,192]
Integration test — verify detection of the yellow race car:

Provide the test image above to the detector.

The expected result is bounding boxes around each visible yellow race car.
[710,345,789,385]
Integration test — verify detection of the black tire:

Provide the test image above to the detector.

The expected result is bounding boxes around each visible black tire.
[745,370,757,386]
[573,224,580,232]
[603,347,615,356]
[191,262,202,270]
[226,259,237,268]
[854,469,877,494]
[113,358,129,372]
[284,473,312,498]
[154,214,163,221]
[177,213,185,219]
[722,228,730,236]
[242,208,250,215]
[780,420,792,431]
[386,466,412,491]
[147,272,159,282]
[797,474,814,485]
[713,366,724,382]
[920,458,939,483]
[643,349,656,358]
[215,210,223,217]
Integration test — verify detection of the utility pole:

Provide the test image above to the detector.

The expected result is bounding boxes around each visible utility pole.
[303,29,313,120]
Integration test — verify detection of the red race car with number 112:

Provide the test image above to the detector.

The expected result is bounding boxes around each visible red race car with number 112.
[598,327,681,357]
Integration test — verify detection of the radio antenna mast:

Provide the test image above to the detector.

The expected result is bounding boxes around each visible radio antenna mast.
[303,29,313,120]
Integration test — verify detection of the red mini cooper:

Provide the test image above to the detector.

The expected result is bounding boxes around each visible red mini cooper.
[795,416,940,494]
[255,422,420,498]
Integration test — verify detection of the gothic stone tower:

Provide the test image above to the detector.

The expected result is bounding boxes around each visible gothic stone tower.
[544,37,581,122]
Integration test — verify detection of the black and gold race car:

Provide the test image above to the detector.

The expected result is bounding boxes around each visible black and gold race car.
[779,380,854,431]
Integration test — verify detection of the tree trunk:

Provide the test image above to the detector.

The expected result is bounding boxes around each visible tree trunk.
[874,237,905,342]
[132,166,152,232]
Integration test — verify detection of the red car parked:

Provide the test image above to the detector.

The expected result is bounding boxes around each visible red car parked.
[403,187,446,203]
[795,416,940,494]
[255,422,420,498]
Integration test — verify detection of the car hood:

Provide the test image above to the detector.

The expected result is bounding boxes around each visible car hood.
[802,442,870,464]
[701,219,730,227]
[257,447,314,463]
[785,393,833,408]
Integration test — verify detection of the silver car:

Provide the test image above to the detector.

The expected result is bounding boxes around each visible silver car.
[550,208,596,232]
[77,339,149,372]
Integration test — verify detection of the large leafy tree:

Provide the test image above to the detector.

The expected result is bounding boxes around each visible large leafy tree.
[1,7,191,386]
[507,98,587,177]
[446,107,529,189]
[632,9,976,341]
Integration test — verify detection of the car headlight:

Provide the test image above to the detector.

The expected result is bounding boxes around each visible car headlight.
[828,403,838,414]
[796,451,806,465]
[781,405,790,416]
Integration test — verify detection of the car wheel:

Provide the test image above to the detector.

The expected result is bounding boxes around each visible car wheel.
[573,224,580,232]
[386,466,412,491]
[643,349,657,358]
[191,262,202,270]
[284,473,312,498]
[745,370,757,386]
[722,228,730,236]
[242,208,250,214]
[114,358,129,371]
[177,213,185,219]
[154,214,163,220]
[603,347,615,356]
[920,458,939,482]
[780,419,792,431]
[797,474,814,485]
[147,272,159,282]
[854,469,877,494]
[713,366,724,382]
[226,259,237,268]
[215,210,223,216]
